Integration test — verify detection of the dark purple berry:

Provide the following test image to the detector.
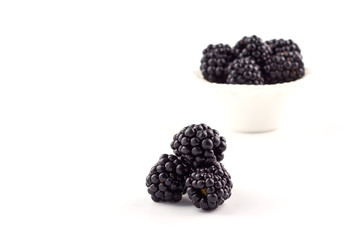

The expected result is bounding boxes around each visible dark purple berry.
[266,38,301,55]
[185,162,232,210]
[233,35,272,65]
[200,44,235,83]
[263,51,304,84]
[226,58,264,85]
[171,124,227,168]
[146,154,191,202]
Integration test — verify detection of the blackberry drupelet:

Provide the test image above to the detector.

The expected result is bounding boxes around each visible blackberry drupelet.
[200,44,235,83]
[185,162,232,210]
[146,154,191,202]
[266,39,301,55]
[226,58,264,85]
[233,35,272,65]
[170,124,227,168]
[263,51,305,84]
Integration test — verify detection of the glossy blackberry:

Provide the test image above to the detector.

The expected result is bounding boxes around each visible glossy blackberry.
[200,44,235,83]
[170,124,227,168]
[263,51,305,84]
[233,35,272,65]
[146,154,191,202]
[266,39,301,55]
[185,162,232,210]
[226,58,264,85]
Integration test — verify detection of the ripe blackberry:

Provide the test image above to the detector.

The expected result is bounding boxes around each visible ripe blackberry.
[266,39,301,55]
[170,124,227,168]
[200,44,235,83]
[226,58,264,85]
[263,51,305,84]
[233,35,272,65]
[185,162,232,210]
[146,154,191,202]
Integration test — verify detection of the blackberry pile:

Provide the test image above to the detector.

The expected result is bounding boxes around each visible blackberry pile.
[146,123,232,211]
[200,35,305,85]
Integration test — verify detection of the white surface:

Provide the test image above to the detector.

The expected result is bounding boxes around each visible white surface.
[1,1,362,239]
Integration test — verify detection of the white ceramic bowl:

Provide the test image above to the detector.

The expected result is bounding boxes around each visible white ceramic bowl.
[195,70,307,133]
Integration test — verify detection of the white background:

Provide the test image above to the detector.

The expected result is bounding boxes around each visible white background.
[1,0,362,239]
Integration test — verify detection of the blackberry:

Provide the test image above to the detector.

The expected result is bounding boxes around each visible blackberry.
[233,35,272,65]
[146,154,191,202]
[185,162,232,210]
[266,39,301,55]
[170,124,227,169]
[263,51,305,84]
[226,58,264,85]
[200,44,235,83]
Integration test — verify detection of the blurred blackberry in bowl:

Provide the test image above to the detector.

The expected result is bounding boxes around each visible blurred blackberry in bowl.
[263,51,305,84]
[200,44,235,83]
[266,39,301,55]
[233,35,272,65]
[226,58,264,85]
